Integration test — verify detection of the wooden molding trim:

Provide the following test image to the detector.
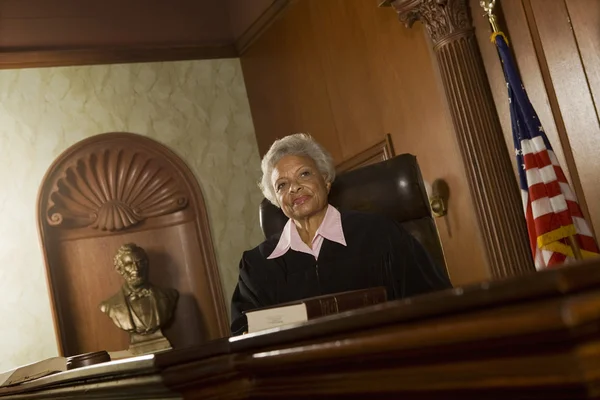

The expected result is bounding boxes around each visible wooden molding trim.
[381,0,535,278]
[234,0,294,55]
[0,44,237,70]
[336,134,395,173]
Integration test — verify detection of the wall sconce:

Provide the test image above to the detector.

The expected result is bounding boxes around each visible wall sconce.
[424,179,449,218]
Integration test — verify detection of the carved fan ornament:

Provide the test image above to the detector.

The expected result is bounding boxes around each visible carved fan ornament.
[46,148,188,231]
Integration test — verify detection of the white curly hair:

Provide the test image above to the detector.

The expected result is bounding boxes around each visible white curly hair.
[259,133,336,207]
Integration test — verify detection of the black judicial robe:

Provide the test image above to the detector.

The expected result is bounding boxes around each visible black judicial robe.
[230,211,452,335]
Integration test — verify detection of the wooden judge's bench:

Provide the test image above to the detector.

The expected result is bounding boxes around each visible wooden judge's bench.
[3,259,600,399]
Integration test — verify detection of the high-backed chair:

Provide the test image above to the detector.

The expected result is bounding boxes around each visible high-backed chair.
[259,154,448,274]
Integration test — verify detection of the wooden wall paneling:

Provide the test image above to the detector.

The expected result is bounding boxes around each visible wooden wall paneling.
[567,0,600,118]
[527,0,600,238]
[37,133,228,356]
[336,134,395,173]
[241,0,491,285]
[564,0,600,237]
[240,0,343,161]
[382,0,534,278]
[365,2,490,284]
[306,0,386,161]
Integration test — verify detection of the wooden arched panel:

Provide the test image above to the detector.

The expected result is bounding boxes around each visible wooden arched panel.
[37,132,228,356]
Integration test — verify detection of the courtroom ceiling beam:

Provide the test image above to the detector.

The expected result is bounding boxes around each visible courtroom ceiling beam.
[380,0,535,278]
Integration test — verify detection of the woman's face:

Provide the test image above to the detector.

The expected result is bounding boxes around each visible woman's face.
[272,155,330,221]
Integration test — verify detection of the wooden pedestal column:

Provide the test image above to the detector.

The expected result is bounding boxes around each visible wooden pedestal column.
[381,0,534,278]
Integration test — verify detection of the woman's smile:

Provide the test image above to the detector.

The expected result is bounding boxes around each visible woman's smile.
[292,195,311,206]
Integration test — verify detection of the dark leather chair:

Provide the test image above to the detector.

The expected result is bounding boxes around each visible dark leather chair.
[259,154,448,273]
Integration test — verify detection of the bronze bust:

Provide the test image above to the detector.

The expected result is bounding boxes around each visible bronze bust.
[100,243,178,354]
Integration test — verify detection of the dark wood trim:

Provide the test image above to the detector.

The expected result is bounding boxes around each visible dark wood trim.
[234,0,294,55]
[0,0,293,70]
[0,44,237,70]
[336,134,395,173]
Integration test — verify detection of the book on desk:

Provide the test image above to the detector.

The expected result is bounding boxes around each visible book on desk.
[244,286,388,333]
[0,357,66,388]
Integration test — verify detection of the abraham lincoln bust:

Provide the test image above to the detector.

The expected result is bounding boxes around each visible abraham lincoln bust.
[100,243,178,353]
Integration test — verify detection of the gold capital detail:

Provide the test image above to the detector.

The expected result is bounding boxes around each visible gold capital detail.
[384,0,471,46]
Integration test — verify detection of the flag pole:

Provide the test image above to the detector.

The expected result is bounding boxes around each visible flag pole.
[568,236,583,260]
[480,0,584,262]
[480,0,500,33]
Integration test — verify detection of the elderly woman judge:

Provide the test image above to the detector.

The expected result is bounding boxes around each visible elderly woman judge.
[231,134,451,335]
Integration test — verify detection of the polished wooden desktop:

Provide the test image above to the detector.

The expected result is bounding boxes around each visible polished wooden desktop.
[3,259,600,399]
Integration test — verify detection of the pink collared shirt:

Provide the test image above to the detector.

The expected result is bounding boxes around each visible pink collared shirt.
[267,204,347,259]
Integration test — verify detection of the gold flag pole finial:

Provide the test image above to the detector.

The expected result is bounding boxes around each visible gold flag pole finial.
[481,0,508,43]
[480,0,500,33]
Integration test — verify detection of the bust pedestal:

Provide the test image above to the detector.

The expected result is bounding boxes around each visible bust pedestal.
[129,330,172,355]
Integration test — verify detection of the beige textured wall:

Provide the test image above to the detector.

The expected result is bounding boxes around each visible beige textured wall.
[0,59,264,372]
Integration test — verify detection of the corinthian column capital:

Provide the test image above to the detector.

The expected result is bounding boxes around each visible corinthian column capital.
[382,0,471,46]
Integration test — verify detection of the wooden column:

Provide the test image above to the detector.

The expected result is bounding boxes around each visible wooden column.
[381,0,534,278]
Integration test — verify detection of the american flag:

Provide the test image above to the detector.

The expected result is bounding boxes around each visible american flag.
[494,33,599,269]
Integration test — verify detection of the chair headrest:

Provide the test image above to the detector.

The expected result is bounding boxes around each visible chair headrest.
[259,154,431,239]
